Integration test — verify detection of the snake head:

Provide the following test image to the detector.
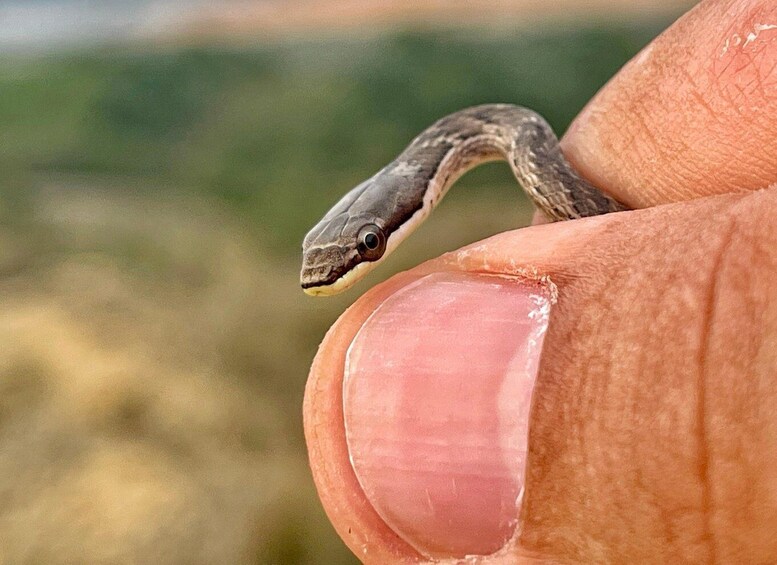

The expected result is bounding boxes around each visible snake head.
[301,212,388,296]
[300,166,429,295]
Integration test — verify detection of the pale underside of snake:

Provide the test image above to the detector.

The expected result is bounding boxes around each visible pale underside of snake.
[300,103,627,296]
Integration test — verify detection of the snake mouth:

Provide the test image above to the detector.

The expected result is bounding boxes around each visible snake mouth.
[301,260,380,296]
[302,280,343,296]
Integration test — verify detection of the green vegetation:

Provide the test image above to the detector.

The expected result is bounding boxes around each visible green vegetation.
[1,24,662,250]
[0,21,668,564]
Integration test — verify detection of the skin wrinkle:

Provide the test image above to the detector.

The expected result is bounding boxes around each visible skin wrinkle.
[684,76,721,122]
[746,64,767,100]
[628,100,665,165]
[617,256,672,541]
[614,223,694,555]
[660,222,718,562]
[694,218,739,565]
[739,158,774,187]
[765,58,777,85]
[724,227,761,536]
[701,197,777,562]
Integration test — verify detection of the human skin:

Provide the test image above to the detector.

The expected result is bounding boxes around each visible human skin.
[304,0,777,563]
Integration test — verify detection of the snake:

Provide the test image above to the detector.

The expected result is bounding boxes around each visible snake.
[300,103,627,296]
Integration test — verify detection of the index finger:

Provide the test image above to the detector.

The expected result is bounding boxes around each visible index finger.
[563,0,777,208]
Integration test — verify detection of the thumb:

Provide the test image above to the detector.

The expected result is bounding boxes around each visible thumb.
[304,0,777,562]
[304,188,777,563]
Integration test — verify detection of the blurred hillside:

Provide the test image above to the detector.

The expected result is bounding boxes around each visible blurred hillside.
[2,26,666,251]
[0,6,683,564]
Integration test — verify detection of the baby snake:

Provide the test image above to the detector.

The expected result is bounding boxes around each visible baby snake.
[300,103,627,295]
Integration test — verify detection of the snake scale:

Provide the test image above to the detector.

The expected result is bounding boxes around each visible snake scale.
[301,103,627,295]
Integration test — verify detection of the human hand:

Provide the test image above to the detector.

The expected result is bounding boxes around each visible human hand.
[304,0,777,562]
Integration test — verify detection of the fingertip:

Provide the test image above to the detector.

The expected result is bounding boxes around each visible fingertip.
[562,0,777,208]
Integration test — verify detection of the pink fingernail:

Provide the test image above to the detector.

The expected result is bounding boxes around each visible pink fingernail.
[344,272,551,559]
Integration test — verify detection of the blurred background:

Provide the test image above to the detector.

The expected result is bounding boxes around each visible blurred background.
[0,1,694,563]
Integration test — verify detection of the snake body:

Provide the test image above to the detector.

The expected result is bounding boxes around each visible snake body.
[301,103,627,295]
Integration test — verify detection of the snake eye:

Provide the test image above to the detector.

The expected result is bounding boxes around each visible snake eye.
[364,232,379,250]
[357,224,386,260]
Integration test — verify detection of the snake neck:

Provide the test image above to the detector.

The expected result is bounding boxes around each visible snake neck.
[400,104,626,223]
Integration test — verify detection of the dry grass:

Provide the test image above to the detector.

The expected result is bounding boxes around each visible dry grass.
[0,185,354,564]
[0,169,529,562]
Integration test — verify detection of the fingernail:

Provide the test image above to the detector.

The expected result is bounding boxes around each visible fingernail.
[344,272,551,559]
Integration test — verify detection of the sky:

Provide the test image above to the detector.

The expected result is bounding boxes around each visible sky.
[0,0,211,50]
[0,0,691,51]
